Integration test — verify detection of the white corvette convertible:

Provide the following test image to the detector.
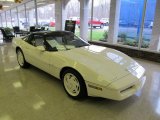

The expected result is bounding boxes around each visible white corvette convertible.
[13,31,146,100]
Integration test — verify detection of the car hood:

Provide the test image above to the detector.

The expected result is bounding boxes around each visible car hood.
[61,45,145,85]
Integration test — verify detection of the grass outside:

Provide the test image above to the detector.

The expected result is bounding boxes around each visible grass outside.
[75,29,107,41]
[48,27,55,31]
[89,30,106,41]
[49,27,106,41]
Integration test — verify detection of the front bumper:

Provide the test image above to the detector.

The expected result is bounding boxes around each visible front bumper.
[86,74,146,101]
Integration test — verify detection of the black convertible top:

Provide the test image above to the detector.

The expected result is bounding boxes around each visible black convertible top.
[30,31,73,36]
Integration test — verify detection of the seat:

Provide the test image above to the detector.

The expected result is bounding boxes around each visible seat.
[0,28,15,42]
[44,40,58,51]
[41,27,45,31]
[13,26,24,37]
[30,26,36,32]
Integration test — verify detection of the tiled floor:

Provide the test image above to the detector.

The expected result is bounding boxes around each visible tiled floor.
[0,42,160,120]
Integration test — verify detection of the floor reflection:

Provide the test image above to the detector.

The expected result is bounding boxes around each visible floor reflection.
[0,40,3,44]
[0,43,160,120]
[33,100,46,110]
[150,72,160,115]
[0,43,18,74]
[13,81,23,88]
[0,115,13,120]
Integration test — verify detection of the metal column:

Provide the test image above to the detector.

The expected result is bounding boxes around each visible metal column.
[90,0,94,41]
[5,11,7,27]
[24,3,28,29]
[34,0,38,26]
[138,0,148,49]
[0,14,2,27]
[16,6,19,26]
[10,9,13,27]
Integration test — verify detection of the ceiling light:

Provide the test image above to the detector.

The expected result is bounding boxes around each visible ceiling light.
[14,0,23,3]
[3,5,9,7]
[0,0,14,2]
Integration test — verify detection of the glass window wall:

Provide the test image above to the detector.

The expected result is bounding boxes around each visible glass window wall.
[0,0,158,52]
[37,2,55,31]
[66,0,80,36]
[117,0,157,51]
[141,0,157,49]
[18,5,26,30]
[89,0,111,42]
[118,0,145,48]
[6,10,12,28]
[0,14,2,27]
[2,13,6,27]
[11,8,19,27]
[26,1,36,30]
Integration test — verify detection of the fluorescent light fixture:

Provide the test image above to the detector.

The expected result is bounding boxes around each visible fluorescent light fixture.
[0,0,14,2]
[3,5,9,8]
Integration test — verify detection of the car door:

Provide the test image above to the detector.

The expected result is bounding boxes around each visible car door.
[44,33,67,77]
[21,35,37,64]
[24,34,51,73]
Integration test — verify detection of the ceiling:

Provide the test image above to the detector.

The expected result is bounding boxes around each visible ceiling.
[0,0,29,11]
[0,0,55,13]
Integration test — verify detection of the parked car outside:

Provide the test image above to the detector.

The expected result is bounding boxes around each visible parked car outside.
[100,18,109,26]
[50,19,55,27]
[76,17,105,28]
[88,17,105,28]
[148,21,153,28]
[40,22,50,27]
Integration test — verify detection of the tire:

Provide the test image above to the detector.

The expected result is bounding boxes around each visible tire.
[62,69,87,99]
[100,24,104,28]
[16,49,30,68]
[88,23,91,27]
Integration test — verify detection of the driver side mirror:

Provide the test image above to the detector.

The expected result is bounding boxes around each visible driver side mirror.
[36,46,45,52]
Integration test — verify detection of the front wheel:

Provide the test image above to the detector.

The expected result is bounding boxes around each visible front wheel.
[62,69,87,99]
[16,49,30,68]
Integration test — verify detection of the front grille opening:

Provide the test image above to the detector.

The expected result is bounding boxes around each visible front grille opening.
[120,85,134,93]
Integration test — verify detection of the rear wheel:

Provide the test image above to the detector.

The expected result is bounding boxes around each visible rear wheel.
[16,49,30,68]
[62,69,87,99]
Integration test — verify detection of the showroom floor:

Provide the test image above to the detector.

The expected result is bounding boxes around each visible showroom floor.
[0,41,160,120]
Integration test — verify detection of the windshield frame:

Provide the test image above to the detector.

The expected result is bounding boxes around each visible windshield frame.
[44,32,90,51]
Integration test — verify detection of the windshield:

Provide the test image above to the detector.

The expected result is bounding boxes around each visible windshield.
[45,32,89,51]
